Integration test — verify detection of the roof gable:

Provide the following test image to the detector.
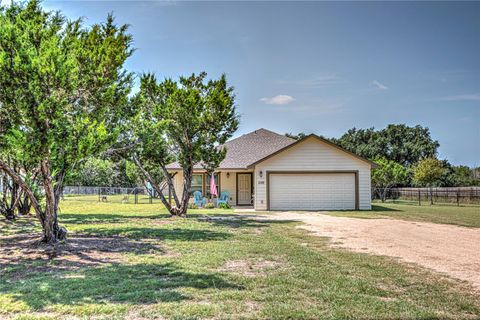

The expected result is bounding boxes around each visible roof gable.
[247,134,378,168]
[165,128,296,170]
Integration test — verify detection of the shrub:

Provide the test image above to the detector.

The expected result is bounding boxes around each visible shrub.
[188,203,198,209]
[205,202,215,209]
[218,202,231,209]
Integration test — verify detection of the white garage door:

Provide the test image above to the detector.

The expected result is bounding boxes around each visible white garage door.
[269,173,356,210]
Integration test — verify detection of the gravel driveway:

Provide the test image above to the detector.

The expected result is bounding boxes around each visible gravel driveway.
[265,212,480,290]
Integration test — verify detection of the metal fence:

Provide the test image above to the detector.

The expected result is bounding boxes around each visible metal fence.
[62,186,169,204]
[372,187,480,206]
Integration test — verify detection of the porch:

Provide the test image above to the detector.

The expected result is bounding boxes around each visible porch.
[171,170,255,207]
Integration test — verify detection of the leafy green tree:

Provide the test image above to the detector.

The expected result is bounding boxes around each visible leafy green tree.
[66,158,115,187]
[454,165,479,186]
[124,160,143,187]
[114,159,142,187]
[285,132,307,140]
[331,127,381,161]
[335,124,439,166]
[0,1,132,243]
[372,158,409,202]
[473,167,480,180]
[439,164,480,187]
[412,157,445,205]
[285,132,333,141]
[125,72,239,216]
[65,158,141,187]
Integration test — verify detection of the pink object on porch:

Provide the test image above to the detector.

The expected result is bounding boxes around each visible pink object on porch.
[210,173,218,196]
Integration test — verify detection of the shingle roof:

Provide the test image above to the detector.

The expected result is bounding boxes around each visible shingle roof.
[165,128,296,170]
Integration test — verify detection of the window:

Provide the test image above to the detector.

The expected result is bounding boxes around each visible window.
[191,174,203,195]
[206,173,219,198]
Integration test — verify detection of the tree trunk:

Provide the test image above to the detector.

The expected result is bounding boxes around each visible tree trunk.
[170,167,192,216]
[132,155,194,217]
[39,159,67,244]
[0,159,66,241]
[17,192,32,215]
[0,175,16,220]
[159,163,180,207]
[53,168,66,217]
[132,155,182,215]
[0,160,42,214]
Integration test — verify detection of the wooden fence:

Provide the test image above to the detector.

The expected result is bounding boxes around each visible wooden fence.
[372,187,480,206]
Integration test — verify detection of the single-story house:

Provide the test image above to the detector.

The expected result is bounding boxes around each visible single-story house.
[166,128,377,211]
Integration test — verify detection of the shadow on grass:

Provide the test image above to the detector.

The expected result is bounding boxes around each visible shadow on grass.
[0,233,168,276]
[0,216,38,236]
[195,214,296,229]
[0,262,242,310]
[80,226,232,242]
[60,213,171,225]
[371,204,402,212]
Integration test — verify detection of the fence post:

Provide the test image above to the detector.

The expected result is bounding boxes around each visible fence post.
[135,188,138,204]
[418,189,421,206]
[457,189,460,207]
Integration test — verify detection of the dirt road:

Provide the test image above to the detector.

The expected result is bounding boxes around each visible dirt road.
[266,212,480,290]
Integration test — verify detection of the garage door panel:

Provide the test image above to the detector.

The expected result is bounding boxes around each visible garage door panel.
[269,173,355,210]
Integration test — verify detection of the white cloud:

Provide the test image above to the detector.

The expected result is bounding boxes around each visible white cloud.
[438,94,480,101]
[371,80,389,90]
[260,95,295,105]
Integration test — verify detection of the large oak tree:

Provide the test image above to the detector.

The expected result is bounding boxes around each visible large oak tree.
[333,124,439,166]
[0,1,133,243]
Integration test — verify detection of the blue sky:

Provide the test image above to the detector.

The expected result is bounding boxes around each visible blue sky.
[40,1,479,166]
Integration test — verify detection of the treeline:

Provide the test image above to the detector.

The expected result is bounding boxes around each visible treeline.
[287,124,480,190]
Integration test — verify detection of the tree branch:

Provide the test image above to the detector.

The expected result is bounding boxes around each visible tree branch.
[132,154,176,212]
[104,140,141,157]
[158,162,180,207]
[0,159,43,218]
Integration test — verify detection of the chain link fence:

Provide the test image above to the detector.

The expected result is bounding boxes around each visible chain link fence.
[62,186,170,204]
[372,187,480,206]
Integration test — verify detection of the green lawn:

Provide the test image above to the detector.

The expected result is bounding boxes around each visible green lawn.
[1,199,479,319]
[326,202,480,228]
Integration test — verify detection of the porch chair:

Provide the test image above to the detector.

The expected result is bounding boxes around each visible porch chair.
[193,191,207,207]
[216,191,229,207]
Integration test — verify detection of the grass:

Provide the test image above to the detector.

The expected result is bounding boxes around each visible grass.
[0,198,479,319]
[326,202,480,228]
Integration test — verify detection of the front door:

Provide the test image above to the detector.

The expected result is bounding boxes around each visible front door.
[237,173,252,205]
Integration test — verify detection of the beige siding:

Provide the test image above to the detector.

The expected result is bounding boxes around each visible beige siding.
[219,171,236,204]
[172,171,184,200]
[254,137,372,210]
[219,171,254,205]
[169,170,253,206]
